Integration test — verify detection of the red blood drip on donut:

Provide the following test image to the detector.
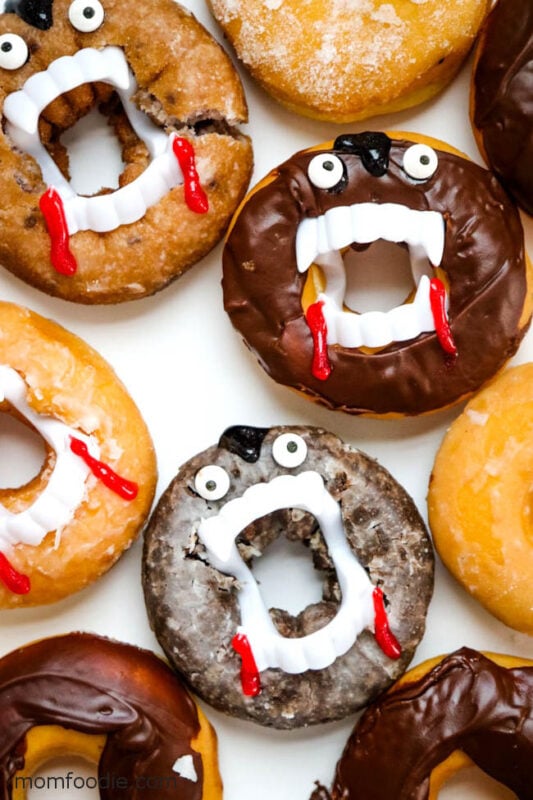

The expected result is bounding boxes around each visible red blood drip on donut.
[39,187,77,276]
[231,632,261,696]
[70,437,138,501]
[429,277,458,357]
[172,136,209,214]
[0,552,30,594]
[305,300,332,381]
[372,586,401,660]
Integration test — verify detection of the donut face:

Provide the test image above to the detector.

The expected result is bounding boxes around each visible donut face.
[0,0,252,303]
[472,0,533,215]
[143,425,434,728]
[223,133,529,415]
[0,633,221,800]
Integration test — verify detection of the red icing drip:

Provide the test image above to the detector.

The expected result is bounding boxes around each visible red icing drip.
[429,277,458,357]
[70,437,138,501]
[305,300,332,381]
[0,552,30,594]
[39,187,77,276]
[172,136,209,214]
[372,586,401,660]
[231,632,261,696]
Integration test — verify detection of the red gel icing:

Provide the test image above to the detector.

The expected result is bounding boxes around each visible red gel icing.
[70,437,138,501]
[372,586,401,660]
[305,300,332,381]
[429,277,458,357]
[0,552,30,595]
[172,136,209,214]
[231,632,261,697]
[39,187,77,276]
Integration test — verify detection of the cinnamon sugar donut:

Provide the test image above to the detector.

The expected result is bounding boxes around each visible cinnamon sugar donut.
[209,0,489,122]
[0,300,156,607]
[0,0,252,303]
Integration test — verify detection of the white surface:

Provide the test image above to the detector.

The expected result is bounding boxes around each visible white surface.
[1,2,533,798]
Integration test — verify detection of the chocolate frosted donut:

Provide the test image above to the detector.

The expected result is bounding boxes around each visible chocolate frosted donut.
[312,648,533,800]
[0,633,222,800]
[223,132,531,416]
[143,425,434,729]
[472,0,533,215]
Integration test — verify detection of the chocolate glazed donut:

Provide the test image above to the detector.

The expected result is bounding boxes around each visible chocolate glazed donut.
[472,0,533,214]
[143,425,434,729]
[0,633,221,800]
[223,132,529,416]
[312,648,533,800]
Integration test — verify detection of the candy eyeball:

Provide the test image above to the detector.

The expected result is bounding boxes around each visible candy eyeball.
[0,34,28,70]
[307,153,345,190]
[194,465,231,501]
[402,144,438,181]
[272,432,308,467]
[68,0,105,32]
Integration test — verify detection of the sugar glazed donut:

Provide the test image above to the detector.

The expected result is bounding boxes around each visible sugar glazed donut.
[0,633,222,800]
[0,300,156,607]
[209,0,490,122]
[471,0,533,214]
[0,0,253,303]
[223,132,532,416]
[143,425,434,728]
[428,363,533,634]
[311,648,533,800]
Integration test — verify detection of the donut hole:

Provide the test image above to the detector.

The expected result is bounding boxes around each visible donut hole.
[438,764,515,799]
[60,106,125,195]
[0,411,46,490]
[26,757,99,799]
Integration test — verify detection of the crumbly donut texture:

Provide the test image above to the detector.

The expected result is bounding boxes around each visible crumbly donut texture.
[0,0,253,303]
[428,364,533,634]
[143,425,434,729]
[0,301,157,608]
[209,0,490,122]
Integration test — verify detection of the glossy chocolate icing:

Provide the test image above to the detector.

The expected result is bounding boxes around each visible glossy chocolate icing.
[313,648,533,800]
[0,633,203,800]
[223,137,527,415]
[473,0,533,215]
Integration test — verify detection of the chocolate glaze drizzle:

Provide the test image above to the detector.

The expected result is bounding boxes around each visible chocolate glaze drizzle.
[312,648,533,800]
[0,633,203,800]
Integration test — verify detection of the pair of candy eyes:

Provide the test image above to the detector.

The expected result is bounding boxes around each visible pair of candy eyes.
[308,144,439,187]
[195,433,308,501]
[0,0,104,70]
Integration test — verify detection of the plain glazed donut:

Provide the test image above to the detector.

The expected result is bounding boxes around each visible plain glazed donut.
[0,300,156,607]
[0,0,253,303]
[0,633,222,800]
[223,131,532,416]
[428,363,533,634]
[143,424,434,729]
[311,648,533,800]
[209,0,490,123]
[471,0,533,215]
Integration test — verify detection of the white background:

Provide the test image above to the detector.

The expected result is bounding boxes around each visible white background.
[0,2,532,798]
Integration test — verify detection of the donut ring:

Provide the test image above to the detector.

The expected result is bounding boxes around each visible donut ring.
[143,424,434,728]
[0,633,222,800]
[0,0,253,303]
[208,0,490,123]
[471,0,533,215]
[428,363,533,634]
[223,132,532,416]
[311,648,533,800]
[0,300,156,607]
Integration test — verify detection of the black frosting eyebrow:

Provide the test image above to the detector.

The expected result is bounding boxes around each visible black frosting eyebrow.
[4,0,53,30]
[333,131,391,177]
[218,425,269,462]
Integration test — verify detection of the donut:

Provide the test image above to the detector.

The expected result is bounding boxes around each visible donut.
[310,648,533,800]
[0,0,253,304]
[0,632,222,800]
[208,0,490,122]
[223,132,532,417]
[143,424,434,729]
[428,363,533,634]
[471,0,533,215]
[0,300,156,608]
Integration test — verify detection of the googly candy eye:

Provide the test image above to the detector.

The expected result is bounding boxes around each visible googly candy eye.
[68,0,105,32]
[0,34,28,70]
[272,432,308,468]
[402,144,439,181]
[194,465,231,501]
[307,153,345,190]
